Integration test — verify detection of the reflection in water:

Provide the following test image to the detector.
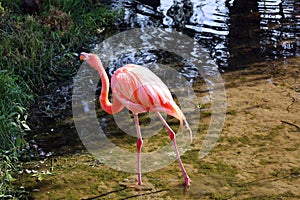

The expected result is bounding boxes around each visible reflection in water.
[113,0,230,69]
[259,0,300,59]
[227,0,261,69]
[187,0,229,69]
[111,0,299,71]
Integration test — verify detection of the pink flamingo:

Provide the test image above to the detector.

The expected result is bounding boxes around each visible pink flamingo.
[79,52,192,187]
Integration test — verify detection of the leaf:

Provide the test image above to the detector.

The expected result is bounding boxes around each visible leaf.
[21,121,31,130]
[7,112,18,118]
[37,175,44,182]
[15,105,25,114]
[9,122,18,127]
[5,173,16,182]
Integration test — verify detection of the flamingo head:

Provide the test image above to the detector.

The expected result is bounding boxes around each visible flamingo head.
[79,52,103,73]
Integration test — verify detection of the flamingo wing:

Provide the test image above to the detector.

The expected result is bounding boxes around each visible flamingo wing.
[110,64,182,119]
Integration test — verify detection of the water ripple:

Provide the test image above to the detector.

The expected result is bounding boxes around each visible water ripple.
[111,0,299,70]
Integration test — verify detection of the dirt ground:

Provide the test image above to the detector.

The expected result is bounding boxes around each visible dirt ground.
[19,57,300,199]
[200,57,300,199]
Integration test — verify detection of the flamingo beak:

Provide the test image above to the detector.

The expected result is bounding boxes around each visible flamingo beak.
[79,52,89,61]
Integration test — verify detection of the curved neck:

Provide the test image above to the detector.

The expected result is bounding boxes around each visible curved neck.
[89,57,113,114]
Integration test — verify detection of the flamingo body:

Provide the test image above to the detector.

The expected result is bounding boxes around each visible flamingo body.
[79,52,191,187]
[111,64,184,126]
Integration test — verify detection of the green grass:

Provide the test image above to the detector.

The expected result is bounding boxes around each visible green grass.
[0,71,33,150]
[0,0,120,91]
[0,71,33,198]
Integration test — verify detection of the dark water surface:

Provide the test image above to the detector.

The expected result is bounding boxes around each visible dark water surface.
[111,0,300,71]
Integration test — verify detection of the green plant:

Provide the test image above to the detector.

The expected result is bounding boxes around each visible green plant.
[0,151,17,198]
[0,71,33,198]
[0,0,121,92]
[0,71,33,150]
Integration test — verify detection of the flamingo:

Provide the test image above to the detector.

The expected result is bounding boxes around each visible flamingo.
[79,52,192,187]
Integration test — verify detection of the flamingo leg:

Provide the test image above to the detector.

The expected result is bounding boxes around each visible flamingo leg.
[156,112,191,187]
[133,113,143,185]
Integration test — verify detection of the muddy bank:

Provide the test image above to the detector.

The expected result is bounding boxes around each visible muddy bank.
[19,57,299,199]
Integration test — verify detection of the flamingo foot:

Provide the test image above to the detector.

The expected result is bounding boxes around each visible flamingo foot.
[184,176,191,187]
[119,175,154,191]
[137,176,142,186]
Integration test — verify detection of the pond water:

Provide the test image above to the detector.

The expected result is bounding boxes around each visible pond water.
[111,0,299,71]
